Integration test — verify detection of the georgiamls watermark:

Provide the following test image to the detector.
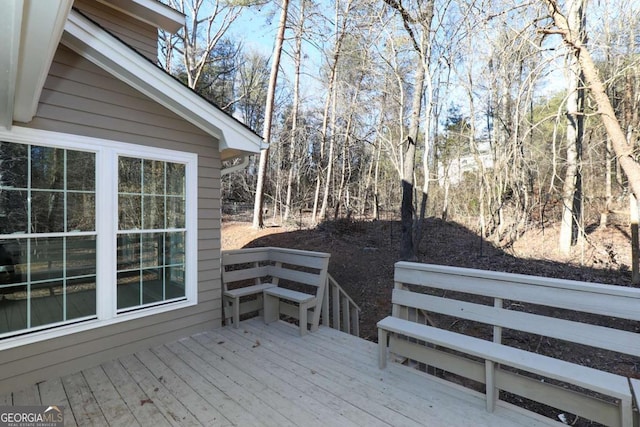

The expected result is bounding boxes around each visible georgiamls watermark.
[0,406,64,427]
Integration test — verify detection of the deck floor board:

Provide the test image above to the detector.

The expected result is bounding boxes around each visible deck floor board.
[6,318,558,426]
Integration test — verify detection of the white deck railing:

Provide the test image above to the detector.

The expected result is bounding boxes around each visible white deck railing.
[321,274,361,337]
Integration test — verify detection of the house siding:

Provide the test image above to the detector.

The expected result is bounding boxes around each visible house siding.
[74,0,159,61]
[0,45,223,392]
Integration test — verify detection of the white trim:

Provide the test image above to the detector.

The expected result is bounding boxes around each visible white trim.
[61,10,265,159]
[0,300,195,352]
[13,0,74,123]
[0,0,23,129]
[0,126,198,349]
[95,0,185,33]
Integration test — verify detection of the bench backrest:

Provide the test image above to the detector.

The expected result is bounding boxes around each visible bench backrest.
[222,247,272,290]
[393,261,640,358]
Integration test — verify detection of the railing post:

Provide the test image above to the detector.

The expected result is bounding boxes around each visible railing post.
[332,282,340,330]
[350,306,359,336]
[322,278,330,327]
[341,295,349,333]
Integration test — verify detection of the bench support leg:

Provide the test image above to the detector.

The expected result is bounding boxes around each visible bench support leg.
[232,297,241,328]
[299,302,309,336]
[378,329,388,369]
[485,360,496,412]
[620,396,632,427]
[263,292,279,325]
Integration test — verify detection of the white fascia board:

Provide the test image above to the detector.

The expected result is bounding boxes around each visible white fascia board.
[62,10,264,156]
[0,0,23,129]
[13,0,74,123]
[95,0,185,33]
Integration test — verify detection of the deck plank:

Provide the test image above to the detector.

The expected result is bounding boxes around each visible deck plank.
[99,360,172,427]
[227,322,445,426]
[241,320,557,427]
[38,378,77,427]
[118,354,201,427]
[0,392,11,406]
[134,348,231,426]
[168,339,298,427]
[61,372,108,426]
[150,344,264,427]
[217,327,412,427]
[81,365,140,426]
[12,384,41,406]
[186,334,325,427]
[193,331,355,427]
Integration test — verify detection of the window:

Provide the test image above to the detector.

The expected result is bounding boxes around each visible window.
[0,128,197,342]
[116,157,186,310]
[0,143,97,335]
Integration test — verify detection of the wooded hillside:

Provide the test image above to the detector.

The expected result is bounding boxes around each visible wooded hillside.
[161,0,640,266]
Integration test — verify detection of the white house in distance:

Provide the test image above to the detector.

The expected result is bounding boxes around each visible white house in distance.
[437,141,494,186]
[0,0,263,392]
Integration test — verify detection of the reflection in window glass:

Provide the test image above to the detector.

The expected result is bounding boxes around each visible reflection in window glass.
[0,141,97,336]
[117,154,187,311]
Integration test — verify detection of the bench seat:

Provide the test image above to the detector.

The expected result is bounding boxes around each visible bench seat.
[264,287,315,336]
[223,283,276,328]
[377,317,632,402]
[224,283,276,299]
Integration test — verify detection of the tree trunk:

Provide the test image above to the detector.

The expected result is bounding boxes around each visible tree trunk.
[252,0,289,228]
[558,0,585,255]
[284,0,305,221]
[544,0,640,202]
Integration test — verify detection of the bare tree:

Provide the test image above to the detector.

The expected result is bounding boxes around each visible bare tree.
[253,0,290,228]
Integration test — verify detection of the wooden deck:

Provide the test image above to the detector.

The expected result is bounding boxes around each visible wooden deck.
[1,318,558,426]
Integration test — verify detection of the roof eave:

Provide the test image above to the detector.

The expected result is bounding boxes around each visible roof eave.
[62,9,264,157]
[95,0,185,33]
[2,0,73,127]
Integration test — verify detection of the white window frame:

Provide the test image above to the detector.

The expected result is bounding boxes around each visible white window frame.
[0,127,198,350]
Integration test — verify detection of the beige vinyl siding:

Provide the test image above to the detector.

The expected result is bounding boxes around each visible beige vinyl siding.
[0,45,223,392]
[74,0,159,61]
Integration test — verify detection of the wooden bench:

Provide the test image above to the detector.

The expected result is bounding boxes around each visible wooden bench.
[378,262,640,427]
[221,247,330,335]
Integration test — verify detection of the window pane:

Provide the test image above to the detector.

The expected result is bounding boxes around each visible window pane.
[31,191,64,233]
[30,281,63,327]
[67,151,95,191]
[143,196,165,230]
[67,236,96,277]
[117,271,140,309]
[141,233,162,268]
[166,163,185,195]
[0,190,27,234]
[142,268,163,304]
[118,157,141,193]
[0,142,28,189]
[117,233,140,271]
[166,266,185,299]
[0,283,27,333]
[119,195,141,230]
[31,238,63,281]
[143,160,164,195]
[165,232,185,266]
[166,197,185,228]
[0,239,26,285]
[31,146,64,190]
[67,193,95,232]
[66,277,96,320]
